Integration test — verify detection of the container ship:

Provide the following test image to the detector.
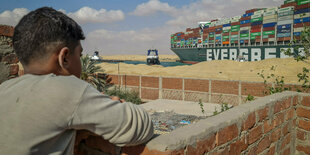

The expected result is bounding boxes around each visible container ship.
[170,0,310,63]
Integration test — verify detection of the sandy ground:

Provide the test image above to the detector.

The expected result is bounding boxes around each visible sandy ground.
[142,99,222,117]
[101,55,179,62]
[97,55,310,84]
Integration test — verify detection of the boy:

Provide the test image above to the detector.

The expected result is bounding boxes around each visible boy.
[0,7,153,154]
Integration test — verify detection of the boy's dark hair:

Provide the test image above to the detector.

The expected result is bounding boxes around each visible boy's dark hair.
[13,7,85,65]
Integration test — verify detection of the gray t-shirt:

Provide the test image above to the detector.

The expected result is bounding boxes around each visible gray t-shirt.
[0,74,154,155]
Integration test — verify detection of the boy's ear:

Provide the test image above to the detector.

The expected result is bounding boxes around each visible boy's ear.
[58,47,70,74]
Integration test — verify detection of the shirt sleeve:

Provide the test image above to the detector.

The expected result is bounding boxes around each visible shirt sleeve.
[70,85,154,146]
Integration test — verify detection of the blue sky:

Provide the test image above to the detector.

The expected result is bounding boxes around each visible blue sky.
[0,0,283,55]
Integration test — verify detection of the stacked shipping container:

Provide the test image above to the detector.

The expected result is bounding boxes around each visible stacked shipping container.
[171,0,310,47]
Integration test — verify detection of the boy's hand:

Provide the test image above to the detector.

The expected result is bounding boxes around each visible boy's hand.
[102,92,125,103]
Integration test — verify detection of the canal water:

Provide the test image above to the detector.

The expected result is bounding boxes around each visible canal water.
[106,61,192,67]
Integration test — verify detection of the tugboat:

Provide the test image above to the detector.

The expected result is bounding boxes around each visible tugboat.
[146,49,160,65]
[90,51,101,61]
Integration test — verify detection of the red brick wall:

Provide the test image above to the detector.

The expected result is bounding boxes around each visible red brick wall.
[184,79,209,92]
[123,75,139,86]
[107,74,309,106]
[211,80,239,95]
[241,82,268,97]
[0,25,19,84]
[75,92,310,155]
[162,78,182,90]
[141,77,159,88]
[0,25,14,37]
[296,96,310,154]
[108,74,119,85]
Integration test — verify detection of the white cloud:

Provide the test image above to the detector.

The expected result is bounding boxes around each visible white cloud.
[131,0,177,16]
[166,0,283,28]
[0,8,29,26]
[83,25,179,55]
[82,0,285,55]
[68,7,125,24]
[0,7,125,26]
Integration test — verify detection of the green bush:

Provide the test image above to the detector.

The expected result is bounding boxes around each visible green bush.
[106,87,142,105]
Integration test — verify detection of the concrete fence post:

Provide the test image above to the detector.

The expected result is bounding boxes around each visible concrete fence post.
[139,75,142,98]
[159,77,162,99]
[209,79,212,103]
[182,78,185,101]
[239,81,242,105]
[120,75,123,89]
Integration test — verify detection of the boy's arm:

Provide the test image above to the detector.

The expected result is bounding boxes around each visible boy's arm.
[69,85,154,146]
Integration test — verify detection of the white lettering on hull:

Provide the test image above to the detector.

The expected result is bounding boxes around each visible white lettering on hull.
[207,49,213,61]
[199,47,303,62]
[252,48,261,61]
[221,49,229,60]
[265,48,277,59]
[230,49,237,60]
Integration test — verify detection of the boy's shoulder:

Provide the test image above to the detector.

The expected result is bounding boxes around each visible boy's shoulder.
[0,74,89,96]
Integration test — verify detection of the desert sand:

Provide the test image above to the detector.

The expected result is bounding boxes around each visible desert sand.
[97,55,310,85]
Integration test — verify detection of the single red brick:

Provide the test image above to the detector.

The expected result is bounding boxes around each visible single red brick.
[186,145,197,155]
[281,133,291,150]
[296,145,310,154]
[301,96,310,107]
[282,122,290,136]
[229,135,248,155]
[282,147,290,155]
[216,124,239,146]
[286,108,295,121]
[271,128,281,142]
[256,136,271,154]
[293,96,298,106]
[268,145,275,155]
[274,113,285,128]
[0,25,14,37]
[196,133,216,154]
[9,64,19,75]
[264,120,274,133]
[298,119,310,131]
[297,107,310,119]
[274,98,291,114]
[2,53,19,64]
[248,146,257,155]
[257,107,269,122]
[249,125,262,144]
[242,112,256,131]
[297,129,306,141]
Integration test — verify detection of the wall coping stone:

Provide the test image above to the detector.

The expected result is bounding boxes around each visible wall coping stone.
[145,91,300,152]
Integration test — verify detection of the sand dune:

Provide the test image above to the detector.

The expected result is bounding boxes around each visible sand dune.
[97,56,310,84]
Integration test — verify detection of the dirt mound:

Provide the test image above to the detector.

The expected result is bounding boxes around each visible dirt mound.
[97,57,310,84]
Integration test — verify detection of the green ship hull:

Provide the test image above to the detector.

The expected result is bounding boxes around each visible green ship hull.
[171,45,302,63]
